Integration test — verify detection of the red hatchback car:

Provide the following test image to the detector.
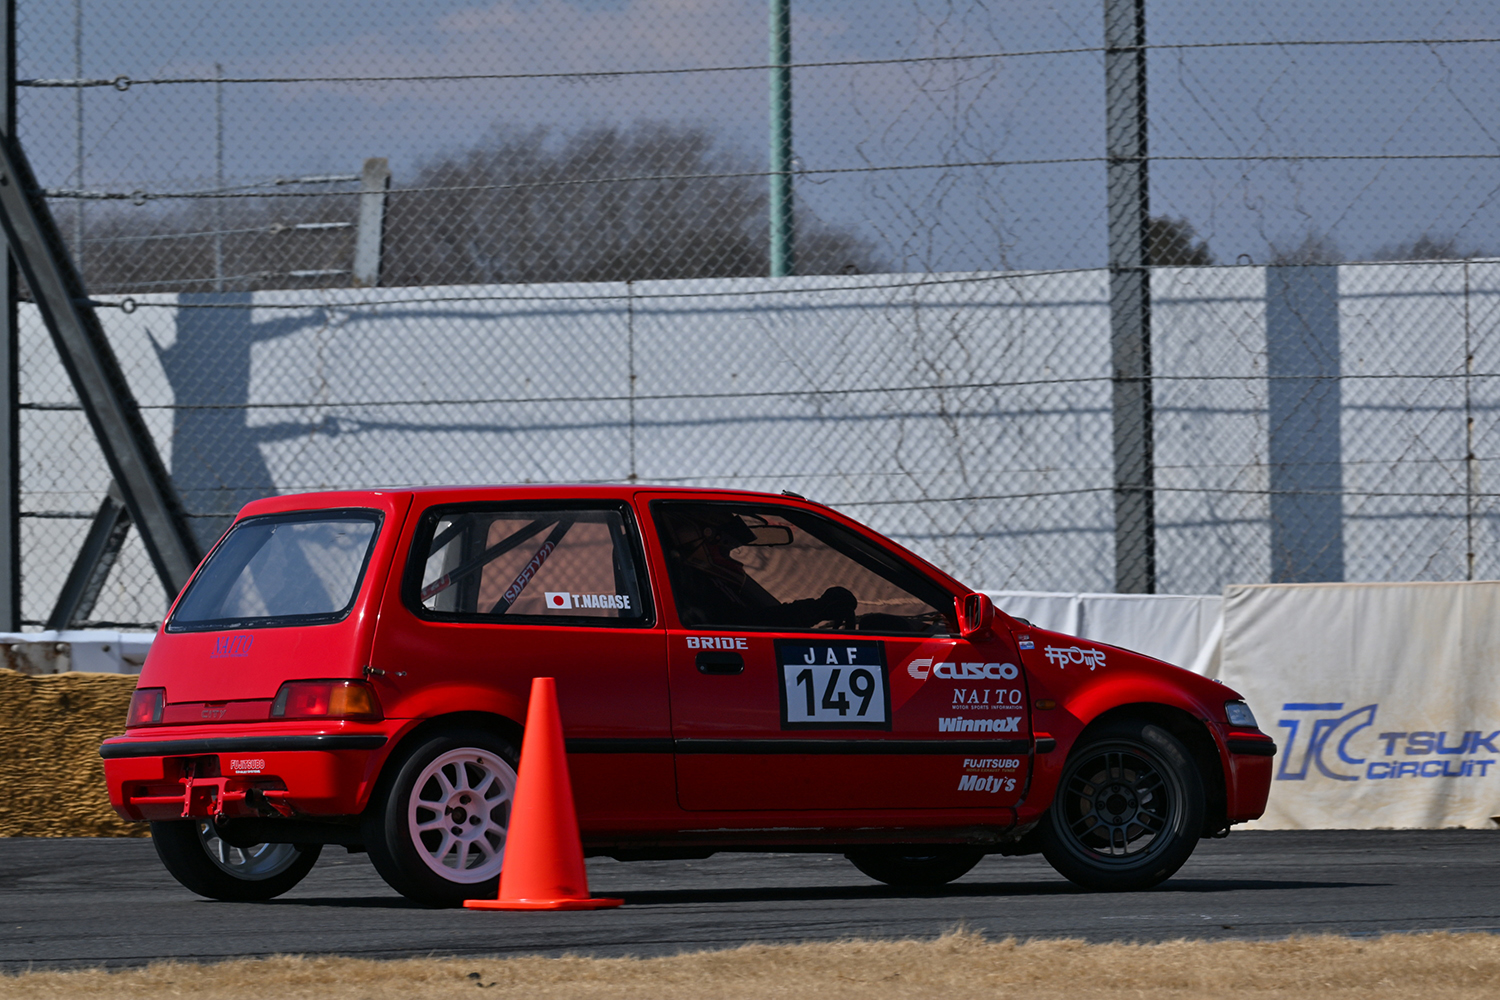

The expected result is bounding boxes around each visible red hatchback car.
[101,486,1275,906]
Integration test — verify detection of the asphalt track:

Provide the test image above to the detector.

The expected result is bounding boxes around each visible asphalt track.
[3,830,1500,971]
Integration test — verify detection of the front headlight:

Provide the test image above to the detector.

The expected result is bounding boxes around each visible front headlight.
[1224,700,1258,728]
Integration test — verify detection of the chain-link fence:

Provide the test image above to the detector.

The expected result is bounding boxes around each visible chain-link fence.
[8,1,1500,627]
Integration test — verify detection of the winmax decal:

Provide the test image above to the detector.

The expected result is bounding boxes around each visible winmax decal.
[939,716,1021,733]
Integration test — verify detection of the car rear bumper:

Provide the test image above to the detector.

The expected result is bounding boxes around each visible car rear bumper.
[100,729,392,822]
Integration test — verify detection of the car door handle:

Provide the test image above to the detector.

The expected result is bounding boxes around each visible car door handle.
[696,651,744,675]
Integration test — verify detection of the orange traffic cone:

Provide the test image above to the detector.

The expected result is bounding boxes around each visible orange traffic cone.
[465,676,623,911]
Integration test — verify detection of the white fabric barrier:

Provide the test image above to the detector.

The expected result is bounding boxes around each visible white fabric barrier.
[987,591,1223,676]
[1219,582,1500,830]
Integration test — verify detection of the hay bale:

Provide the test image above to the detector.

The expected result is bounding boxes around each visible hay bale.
[0,668,148,837]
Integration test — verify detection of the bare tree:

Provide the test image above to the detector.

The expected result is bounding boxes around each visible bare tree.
[381,122,883,286]
[1146,216,1214,266]
[1372,233,1490,261]
[69,122,883,295]
[1269,231,1343,266]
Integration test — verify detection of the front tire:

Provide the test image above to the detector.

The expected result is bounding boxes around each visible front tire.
[363,728,519,907]
[150,819,320,901]
[845,845,984,887]
[1040,720,1205,892]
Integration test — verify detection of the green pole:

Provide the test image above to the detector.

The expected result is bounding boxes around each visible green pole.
[768,0,794,276]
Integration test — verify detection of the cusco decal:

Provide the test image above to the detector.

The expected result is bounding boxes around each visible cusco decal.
[906,658,1019,680]
[776,639,891,730]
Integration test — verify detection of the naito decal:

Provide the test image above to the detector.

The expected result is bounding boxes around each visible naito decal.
[951,687,1024,708]
[1276,702,1500,781]
[1044,645,1106,670]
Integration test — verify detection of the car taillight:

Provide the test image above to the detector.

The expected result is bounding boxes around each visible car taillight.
[270,680,382,721]
[126,688,165,727]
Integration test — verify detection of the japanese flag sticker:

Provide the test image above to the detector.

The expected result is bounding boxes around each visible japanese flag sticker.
[544,592,571,609]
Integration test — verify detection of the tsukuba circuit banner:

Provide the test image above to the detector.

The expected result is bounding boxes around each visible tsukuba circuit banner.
[1219,581,1500,830]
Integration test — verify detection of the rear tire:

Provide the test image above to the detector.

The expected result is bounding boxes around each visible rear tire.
[845,845,984,887]
[1040,720,1205,892]
[363,727,519,907]
[150,819,320,901]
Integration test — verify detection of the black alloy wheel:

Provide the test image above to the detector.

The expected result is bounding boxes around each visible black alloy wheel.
[1040,720,1205,891]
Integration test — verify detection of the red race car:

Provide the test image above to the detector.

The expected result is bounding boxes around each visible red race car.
[101,486,1275,905]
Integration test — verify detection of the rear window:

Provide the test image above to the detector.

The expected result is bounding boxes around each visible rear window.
[168,509,382,631]
[405,503,651,626]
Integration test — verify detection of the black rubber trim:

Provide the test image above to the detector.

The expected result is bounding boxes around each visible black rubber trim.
[566,738,675,754]
[674,738,1032,755]
[1034,737,1057,753]
[98,734,388,759]
[1227,738,1278,757]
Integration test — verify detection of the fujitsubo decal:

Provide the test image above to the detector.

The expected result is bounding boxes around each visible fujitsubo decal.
[1044,645,1106,670]
[1276,702,1499,781]
[958,774,1016,792]
[963,757,1022,771]
[543,591,631,610]
[939,716,1021,733]
[229,758,265,773]
[777,639,890,730]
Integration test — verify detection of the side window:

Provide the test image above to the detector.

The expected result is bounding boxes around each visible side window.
[652,502,953,634]
[409,505,649,624]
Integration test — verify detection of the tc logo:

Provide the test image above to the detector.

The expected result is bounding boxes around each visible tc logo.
[1275,702,1377,782]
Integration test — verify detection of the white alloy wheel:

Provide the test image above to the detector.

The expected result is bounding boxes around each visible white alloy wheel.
[406,747,516,883]
[195,820,304,880]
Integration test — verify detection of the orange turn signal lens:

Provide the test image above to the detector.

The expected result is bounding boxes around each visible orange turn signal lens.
[270,680,382,721]
[126,688,165,727]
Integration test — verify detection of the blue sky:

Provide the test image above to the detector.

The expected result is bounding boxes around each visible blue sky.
[16,1,1500,271]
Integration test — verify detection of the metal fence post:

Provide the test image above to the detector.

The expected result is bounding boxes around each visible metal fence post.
[0,0,14,630]
[1104,0,1154,593]
[353,157,390,287]
[768,0,795,277]
[0,129,201,599]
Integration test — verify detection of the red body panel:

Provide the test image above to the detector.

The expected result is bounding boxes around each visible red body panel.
[100,484,1273,848]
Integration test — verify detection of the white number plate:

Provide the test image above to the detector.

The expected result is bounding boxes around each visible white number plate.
[776,639,890,730]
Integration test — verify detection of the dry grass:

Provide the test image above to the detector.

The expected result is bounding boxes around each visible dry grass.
[4,929,1500,999]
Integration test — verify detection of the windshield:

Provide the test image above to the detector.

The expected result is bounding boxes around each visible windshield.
[168,509,382,631]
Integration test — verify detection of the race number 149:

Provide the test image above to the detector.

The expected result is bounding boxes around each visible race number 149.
[776,639,890,729]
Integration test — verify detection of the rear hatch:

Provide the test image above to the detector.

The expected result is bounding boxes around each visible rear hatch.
[137,492,411,711]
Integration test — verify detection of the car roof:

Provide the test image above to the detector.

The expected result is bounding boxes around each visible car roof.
[236,484,817,515]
